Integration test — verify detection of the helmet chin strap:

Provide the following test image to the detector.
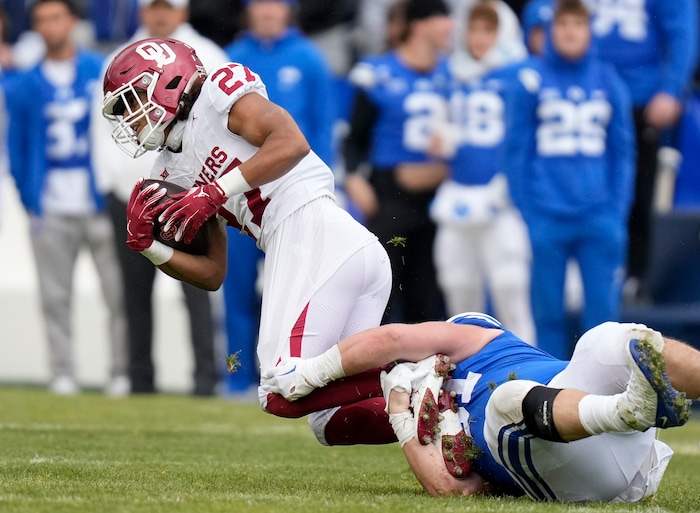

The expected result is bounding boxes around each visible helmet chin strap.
[138,127,165,150]
[165,120,186,152]
[138,118,173,150]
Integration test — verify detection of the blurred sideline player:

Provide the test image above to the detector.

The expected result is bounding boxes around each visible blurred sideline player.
[90,0,228,396]
[262,312,699,502]
[430,1,534,343]
[101,37,393,444]
[343,0,452,324]
[7,0,127,395]
[503,0,635,359]
[586,0,698,302]
[520,0,699,303]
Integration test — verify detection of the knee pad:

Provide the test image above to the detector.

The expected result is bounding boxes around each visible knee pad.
[489,379,539,424]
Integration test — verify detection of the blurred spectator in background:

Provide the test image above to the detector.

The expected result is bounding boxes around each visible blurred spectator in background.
[447,0,525,70]
[521,0,552,55]
[517,0,698,301]
[355,0,400,57]
[296,0,356,77]
[6,0,128,395]
[221,0,336,397]
[90,0,139,51]
[90,0,227,396]
[430,0,534,342]
[189,0,244,47]
[226,0,335,166]
[447,0,524,58]
[503,0,635,359]
[4,0,98,71]
[583,0,699,304]
[0,5,15,71]
[343,0,452,324]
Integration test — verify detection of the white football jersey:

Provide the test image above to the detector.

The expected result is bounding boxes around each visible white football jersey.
[151,62,336,251]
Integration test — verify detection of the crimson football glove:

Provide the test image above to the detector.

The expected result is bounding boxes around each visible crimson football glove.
[158,182,228,244]
[126,178,172,252]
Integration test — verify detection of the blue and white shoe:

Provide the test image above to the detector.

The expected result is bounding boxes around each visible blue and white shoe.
[618,336,692,431]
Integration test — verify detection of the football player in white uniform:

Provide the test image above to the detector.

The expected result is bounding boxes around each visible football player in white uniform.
[101,37,394,445]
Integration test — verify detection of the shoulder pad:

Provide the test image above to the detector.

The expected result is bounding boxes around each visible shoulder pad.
[348,61,378,89]
[203,62,268,114]
[518,67,541,94]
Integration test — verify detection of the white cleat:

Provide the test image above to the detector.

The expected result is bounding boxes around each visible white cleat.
[432,392,478,479]
[617,333,691,431]
[260,358,317,401]
[104,375,130,397]
[410,354,454,445]
[380,363,413,412]
[50,376,79,396]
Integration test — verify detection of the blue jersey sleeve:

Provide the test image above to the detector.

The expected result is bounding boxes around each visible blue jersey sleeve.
[656,0,698,98]
[605,65,636,219]
[521,0,554,51]
[6,74,30,204]
[501,64,539,219]
[301,48,336,166]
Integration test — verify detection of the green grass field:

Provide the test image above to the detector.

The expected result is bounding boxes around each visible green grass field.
[1,387,699,513]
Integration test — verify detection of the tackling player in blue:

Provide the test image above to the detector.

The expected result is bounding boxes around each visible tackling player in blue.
[261,311,697,502]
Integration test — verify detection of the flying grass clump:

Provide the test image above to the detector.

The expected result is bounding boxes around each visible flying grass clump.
[226,350,242,374]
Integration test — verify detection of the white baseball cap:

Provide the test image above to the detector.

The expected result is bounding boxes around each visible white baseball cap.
[138,0,189,8]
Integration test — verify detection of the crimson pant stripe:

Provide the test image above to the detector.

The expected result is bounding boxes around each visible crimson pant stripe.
[289,303,310,358]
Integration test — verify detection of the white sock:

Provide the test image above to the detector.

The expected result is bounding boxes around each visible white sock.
[305,345,346,388]
[578,393,630,435]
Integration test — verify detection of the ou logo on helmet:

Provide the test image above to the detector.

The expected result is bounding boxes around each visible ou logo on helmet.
[136,41,176,68]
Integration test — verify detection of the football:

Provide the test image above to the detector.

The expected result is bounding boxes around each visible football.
[141,179,210,255]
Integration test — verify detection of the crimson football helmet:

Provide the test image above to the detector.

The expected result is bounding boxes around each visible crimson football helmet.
[102,37,207,158]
